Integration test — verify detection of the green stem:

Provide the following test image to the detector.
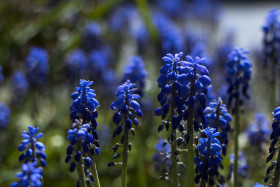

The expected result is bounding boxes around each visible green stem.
[121,126,129,187]
[272,151,280,187]
[171,131,179,187]
[186,82,195,187]
[200,179,207,187]
[90,154,101,187]
[234,99,240,187]
[77,142,87,187]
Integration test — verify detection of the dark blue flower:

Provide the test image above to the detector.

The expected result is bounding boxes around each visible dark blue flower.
[11,71,29,98]
[154,0,185,18]
[226,48,252,110]
[18,126,46,166]
[194,128,222,186]
[66,49,88,80]
[70,79,99,125]
[246,113,270,149]
[0,103,10,129]
[122,56,147,96]
[153,139,172,179]
[254,183,267,187]
[204,98,232,155]
[25,47,49,86]
[10,161,43,187]
[0,65,4,84]
[111,80,142,134]
[228,152,248,180]
[82,22,102,51]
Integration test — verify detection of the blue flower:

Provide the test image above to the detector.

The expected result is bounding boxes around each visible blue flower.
[66,49,88,80]
[82,22,102,51]
[10,161,43,187]
[70,80,99,125]
[153,139,171,179]
[25,47,49,86]
[194,128,223,186]
[18,126,47,167]
[0,103,10,128]
[265,106,280,182]
[11,71,29,97]
[111,80,142,133]
[262,9,280,68]
[154,0,185,18]
[228,152,248,180]
[246,113,270,149]
[254,183,267,187]
[122,56,147,96]
[226,48,252,110]
[204,98,232,155]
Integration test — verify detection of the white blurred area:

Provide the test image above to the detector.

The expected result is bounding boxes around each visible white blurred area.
[219,2,280,49]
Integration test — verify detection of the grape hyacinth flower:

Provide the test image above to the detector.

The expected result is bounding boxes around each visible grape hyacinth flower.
[0,65,4,84]
[11,71,29,99]
[0,102,11,129]
[194,128,223,186]
[67,80,100,187]
[109,80,142,187]
[155,52,211,187]
[11,126,46,187]
[66,49,88,81]
[228,152,248,182]
[265,107,280,186]
[262,9,280,109]
[18,126,47,167]
[10,161,43,187]
[25,47,49,86]
[153,139,172,180]
[226,47,252,187]
[122,56,147,96]
[254,183,267,187]
[204,98,232,156]
[81,22,102,51]
[246,113,270,151]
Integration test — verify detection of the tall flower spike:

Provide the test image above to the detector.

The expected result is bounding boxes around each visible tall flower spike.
[204,97,232,156]
[66,49,88,81]
[265,107,280,186]
[262,9,280,110]
[226,48,252,111]
[155,52,211,187]
[67,80,100,187]
[153,139,172,180]
[109,80,142,187]
[228,152,248,182]
[11,71,29,99]
[122,56,147,96]
[226,47,251,187]
[194,128,223,186]
[25,47,49,86]
[18,126,47,167]
[11,126,46,187]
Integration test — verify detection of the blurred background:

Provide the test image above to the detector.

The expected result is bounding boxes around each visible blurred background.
[0,0,279,186]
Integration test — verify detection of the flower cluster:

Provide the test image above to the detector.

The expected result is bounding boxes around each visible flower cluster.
[262,9,280,67]
[155,52,211,135]
[122,56,147,96]
[70,80,99,125]
[194,128,223,186]
[265,107,280,183]
[25,47,49,86]
[10,161,43,187]
[11,126,46,187]
[11,71,30,98]
[246,113,270,150]
[0,102,11,128]
[153,139,171,180]
[204,98,232,155]
[66,49,88,80]
[228,152,248,180]
[109,80,142,164]
[18,126,47,166]
[67,80,100,186]
[81,22,102,51]
[0,65,3,83]
[226,48,252,111]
